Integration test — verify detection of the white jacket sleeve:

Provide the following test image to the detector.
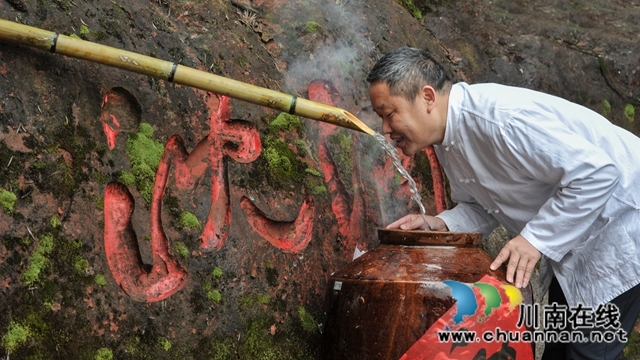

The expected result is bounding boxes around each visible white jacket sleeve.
[435,173,500,238]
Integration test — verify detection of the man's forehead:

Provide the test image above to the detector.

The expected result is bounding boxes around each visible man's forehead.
[369,83,392,107]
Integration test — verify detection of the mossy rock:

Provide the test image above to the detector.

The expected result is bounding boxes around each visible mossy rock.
[179,211,201,229]
[258,136,307,189]
[1,321,32,353]
[325,131,355,196]
[126,123,165,205]
[0,188,17,214]
[267,113,304,135]
[304,21,322,34]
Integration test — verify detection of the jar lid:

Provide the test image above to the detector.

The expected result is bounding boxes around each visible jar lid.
[378,228,482,247]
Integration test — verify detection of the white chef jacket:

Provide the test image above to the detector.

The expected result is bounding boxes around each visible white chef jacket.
[434,82,640,307]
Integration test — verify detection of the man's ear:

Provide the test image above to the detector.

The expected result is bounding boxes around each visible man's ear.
[421,85,437,112]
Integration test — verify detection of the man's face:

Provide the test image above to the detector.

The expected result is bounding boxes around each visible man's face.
[369,82,438,156]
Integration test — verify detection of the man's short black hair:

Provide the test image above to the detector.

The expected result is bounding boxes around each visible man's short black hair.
[367,47,452,102]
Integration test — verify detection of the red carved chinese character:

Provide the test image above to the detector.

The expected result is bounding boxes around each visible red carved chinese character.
[240,196,314,253]
[308,80,367,258]
[104,181,188,302]
[102,89,317,301]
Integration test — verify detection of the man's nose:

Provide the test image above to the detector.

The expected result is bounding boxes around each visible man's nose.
[381,120,391,134]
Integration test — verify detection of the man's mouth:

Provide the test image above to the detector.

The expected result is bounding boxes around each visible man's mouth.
[393,137,404,148]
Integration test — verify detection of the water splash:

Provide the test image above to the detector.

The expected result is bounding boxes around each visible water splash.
[375,132,431,231]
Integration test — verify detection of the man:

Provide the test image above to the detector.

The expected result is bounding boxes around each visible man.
[367,47,640,359]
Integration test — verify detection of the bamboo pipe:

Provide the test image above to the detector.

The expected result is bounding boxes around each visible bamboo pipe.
[0,18,375,135]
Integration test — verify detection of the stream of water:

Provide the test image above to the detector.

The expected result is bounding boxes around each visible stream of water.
[374,132,431,231]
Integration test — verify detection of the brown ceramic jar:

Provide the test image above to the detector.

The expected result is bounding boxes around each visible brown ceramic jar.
[321,229,509,360]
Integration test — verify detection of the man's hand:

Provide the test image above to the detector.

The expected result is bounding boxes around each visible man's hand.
[490,235,540,288]
[386,214,448,231]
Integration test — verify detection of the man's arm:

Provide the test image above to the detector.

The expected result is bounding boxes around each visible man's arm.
[386,177,499,234]
[436,201,500,237]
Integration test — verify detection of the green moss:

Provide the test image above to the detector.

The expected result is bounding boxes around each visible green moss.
[71,239,83,250]
[179,211,201,229]
[33,160,46,169]
[304,21,322,33]
[93,31,108,41]
[268,113,303,134]
[212,266,223,279]
[119,171,136,187]
[393,172,403,187]
[173,241,189,258]
[20,236,32,246]
[202,314,320,360]
[210,338,234,360]
[304,168,326,195]
[264,146,291,172]
[458,42,481,76]
[241,316,278,359]
[24,311,48,338]
[40,233,55,253]
[0,187,17,214]
[92,171,109,185]
[124,336,140,356]
[139,122,154,138]
[126,123,164,204]
[74,256,90,275]
[601,99,612,117]
[93,195,104,211]
[210,61,223,74]
[297,307,316,333]
[260,136,306,188]
[29,144,81,198]
[1,321,31,353]
[50,215,62,229]
[396,0,422,19]
[256,294,270,305]
[238,314,319,360]
[203,279,213,291]
[239,293,270,309]
[311,185,327,195]
[95,274,107,287]
[23,234,55,285]
[159,337,171,351]
[304,168,321,177]
[95,347,113,360]
[624,104,635,123]
[69,33,81,39]
[326,131,354,177]
[80,24,90,35]
[293,139,308,157]
[207,290,222,302]
[52,0,72,10]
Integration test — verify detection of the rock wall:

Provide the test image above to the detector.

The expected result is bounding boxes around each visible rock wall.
[0,0,452,358]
